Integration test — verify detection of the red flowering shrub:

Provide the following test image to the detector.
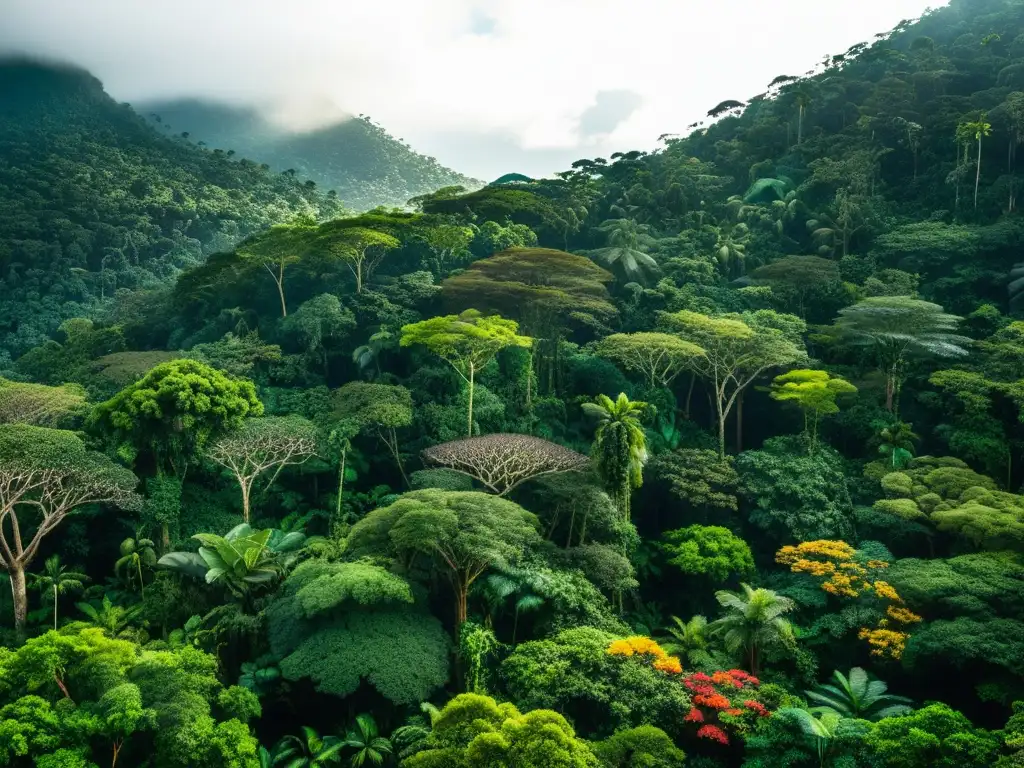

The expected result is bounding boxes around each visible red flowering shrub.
[681,669,773,747]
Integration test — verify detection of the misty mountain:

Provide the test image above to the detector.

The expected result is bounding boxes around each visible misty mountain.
[139,99,480,210]
[0,58,343,357]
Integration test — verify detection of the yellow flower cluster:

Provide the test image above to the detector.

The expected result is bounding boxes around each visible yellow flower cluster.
[884,605,923,625]
[776,541,924,660]
[607,636,683,675]
[858,628,910,659]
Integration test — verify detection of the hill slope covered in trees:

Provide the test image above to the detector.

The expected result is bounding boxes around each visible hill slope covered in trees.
[140,98,480,211]
[0,59,345,360]
[4,0,1024,766]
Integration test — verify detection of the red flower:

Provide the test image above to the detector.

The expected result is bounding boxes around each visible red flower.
[697,724,730,745]
[743,700,769,717]
[685,707,705,723]
[728,669,760,686]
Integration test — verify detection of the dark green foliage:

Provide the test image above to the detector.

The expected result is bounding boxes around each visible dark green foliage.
[737,436,854,542]
[590,725,686,767]
[501,627,692,739]
[864,703,1001,768]
[265,560,450,704]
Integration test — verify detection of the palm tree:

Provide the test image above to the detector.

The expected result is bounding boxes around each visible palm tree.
[75,596,142,637]
[806,667,912,721]
[272,727,345,767]
[588,218,660,284]
[958,114,992,211]
[712,222,750,275]
[778,708,842,768]
[31,555,87,630]
[480,569,545,644]
[708,583,795,675]
[342,713,393,767]
[114,534,157,597]
[878,422,919,469]
[658,615,714,667]
[582,393,649,521]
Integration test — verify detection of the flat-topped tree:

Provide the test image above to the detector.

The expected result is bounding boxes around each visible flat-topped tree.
[314,223,401,294]
[595,332,706,388]
[332,382,414,488]
[0,377,87,427]
[0,424,139,635]
[421,434,589,496]
[237,220,317,318]
[207,416,319,522]
[660,309,806,458]
[401,310,531,437]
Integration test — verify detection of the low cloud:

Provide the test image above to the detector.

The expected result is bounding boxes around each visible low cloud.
[0,0,945,178]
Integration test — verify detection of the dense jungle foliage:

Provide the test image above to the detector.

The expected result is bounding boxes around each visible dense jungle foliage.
[4,0,1024,765]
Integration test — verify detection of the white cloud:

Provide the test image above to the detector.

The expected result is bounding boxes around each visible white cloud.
[0,0,947,178]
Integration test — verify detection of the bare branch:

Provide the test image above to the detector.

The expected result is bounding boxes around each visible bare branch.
[421,434,589,496]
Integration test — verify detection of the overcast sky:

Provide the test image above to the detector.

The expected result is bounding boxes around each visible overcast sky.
[1,0,946,180]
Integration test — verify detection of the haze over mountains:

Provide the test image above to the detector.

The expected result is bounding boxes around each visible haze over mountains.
[139,98,479,211]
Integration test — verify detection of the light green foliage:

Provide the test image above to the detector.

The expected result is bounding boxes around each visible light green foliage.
[709,583,795,674]
[402,309,531,436]
[501,627,692,739]
[590,725,686,767]
[769,369,857,449]
[659,309,806,456]
[0,377,87,427]
[89,359,262,474]
[661,525,754,581]
[594,332,705,387]
[830,297,969,412]
[0,628,259,767]
[874,456,1024,550]
[405,693,599,768]
[865,703,1000,768]
[314,223,401,294]
[265,559,450,704]
[737,435,854,542]
[347,489,540,625]
[332,381,414,486]
[31,555,88,631]
[805,667,912,721]
[0,424,139,632]
[206,416,319,522]
[583,393,649,520]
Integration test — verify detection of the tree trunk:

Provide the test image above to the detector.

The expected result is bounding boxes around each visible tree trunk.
[387,428,411,489]
[735,390,745,454]
[455,580,468,629]
[798,104,805,144]
[240,482,251,523]
[53,583,59,630]
[10,564,27,640]
[684,373,696,421]
[467,363,475,437]
[885,367,896,412]
[975,134,983,211]
[336,444,347,522]
[356,258,363,294]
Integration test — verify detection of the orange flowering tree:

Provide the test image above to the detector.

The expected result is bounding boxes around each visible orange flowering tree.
[606,636,683,675]
[775,540,922,659]
[682,670,772,746]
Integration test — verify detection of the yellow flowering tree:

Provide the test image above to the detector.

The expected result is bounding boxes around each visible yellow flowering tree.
[607,636,683,675]
[775,541,922,659]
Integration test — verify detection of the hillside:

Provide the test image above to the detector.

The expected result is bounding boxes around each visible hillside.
[140,98,480,210]
[0,58,344,359]
[4,1,1024,766]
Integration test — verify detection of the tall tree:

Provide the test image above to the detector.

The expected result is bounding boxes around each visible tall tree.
[346,489,541,627]
[316,224,401,294]
[30,554,87,630]
[582,393,649,521]
[237,221,317,318]
[660,310,806,457]
[332,382,415,488]
[709,583,795,675]
[769,369,857,452]
[588,218,660,284]
[830,297,969,413]
[594,332,706,388]
[402,310,532,436]
[206,416,319,522]
[0,424,138,635]
[958,114,992,211]
[89,359,261,547]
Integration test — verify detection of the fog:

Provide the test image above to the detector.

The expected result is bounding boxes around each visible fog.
[1,0,946,179]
